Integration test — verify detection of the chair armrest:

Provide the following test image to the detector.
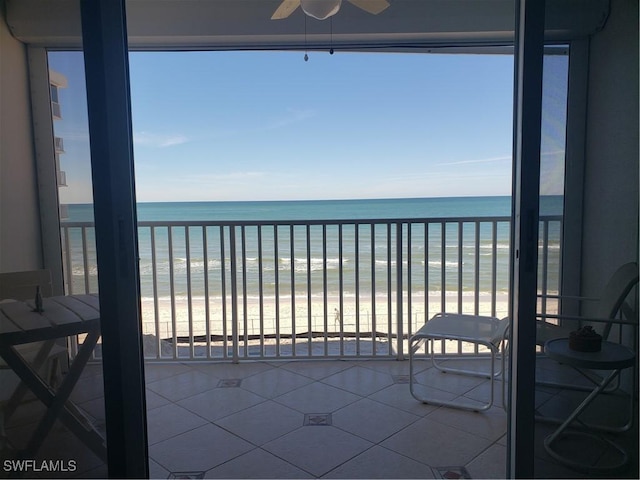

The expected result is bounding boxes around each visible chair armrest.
[537,294,599,302]
[537,313,636,327]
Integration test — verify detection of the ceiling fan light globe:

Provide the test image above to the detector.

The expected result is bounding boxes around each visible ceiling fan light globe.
[300,0,342,20]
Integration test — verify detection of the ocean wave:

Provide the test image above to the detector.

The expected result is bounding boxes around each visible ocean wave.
[425,260,464,268]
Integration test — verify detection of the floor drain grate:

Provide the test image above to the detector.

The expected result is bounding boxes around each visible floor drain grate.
[392,375,412,384]
[303,413,332,426]
[217,378,242,388]
[436,466,471,479]
[168,471,205,479]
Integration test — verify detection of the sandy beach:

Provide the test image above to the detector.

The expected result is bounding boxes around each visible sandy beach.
[139,293,515,341]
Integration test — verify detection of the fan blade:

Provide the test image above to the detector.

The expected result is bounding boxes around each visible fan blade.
[347,0,390,15]
[271,0,301,19]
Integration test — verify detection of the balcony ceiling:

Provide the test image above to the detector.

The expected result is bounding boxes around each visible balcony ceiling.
[7,0,609,50]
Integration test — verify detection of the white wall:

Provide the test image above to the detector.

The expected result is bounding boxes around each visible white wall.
[0,4,43,272]
[581,0,639,298]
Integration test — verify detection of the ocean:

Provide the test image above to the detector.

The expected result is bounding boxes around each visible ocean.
[65,195,563,223]
[63,196,562,334]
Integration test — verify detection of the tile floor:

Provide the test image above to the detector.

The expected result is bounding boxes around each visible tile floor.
[2,356,638,479]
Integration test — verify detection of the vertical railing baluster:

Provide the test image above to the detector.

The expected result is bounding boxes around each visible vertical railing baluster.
[150,227,160,359]
[424,222,429,322]
[441,222,446,313]
[81,227,90,293]
[202,227,211,359]
[386,223,392,356]
[168,227,177,359]
[185,227,194,359]
[306,225,312,356]
[220,226,228,360]
[338,224,344,357]
[258,225,264,357]
[541,219,549,317]
[274,225,280,357]
[396,222,404,360]
[241,226,248,358]
[370,223,376,356]
[230,225,239,363]
[457,221,463,314]
[322,224,328,356]
[64,226,73,295]
[355,223,360,356]
[407,223,412,340]
[290,225,296,357]
[474,221,480,316]
[492,221,498,317]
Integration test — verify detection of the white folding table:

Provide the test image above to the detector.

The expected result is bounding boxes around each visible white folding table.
[0,294,106,462]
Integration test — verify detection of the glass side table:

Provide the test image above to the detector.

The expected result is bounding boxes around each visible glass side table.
[543,338,635,473]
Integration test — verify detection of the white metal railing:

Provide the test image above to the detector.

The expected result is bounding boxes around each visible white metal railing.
[60,215,562,361]
[54,136,65,153]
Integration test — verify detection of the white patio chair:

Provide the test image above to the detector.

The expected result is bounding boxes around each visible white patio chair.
[409,313,509,412]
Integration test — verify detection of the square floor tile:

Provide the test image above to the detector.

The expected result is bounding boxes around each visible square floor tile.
[145,388,173,411]
[149,459,170,480]
[177,386,266,422]
[360,359,424,376]
[147,403,209,445]
[465,443,507,479]
[381,416,493,466]
[147,370,221,402]
[321,366,394,396]
[205,448,312,479]
[263,426,372,477]
[70,373,104,404]
[332,398,420,443]
[149,423,254,473]
[427,406,507,442]
[215,401,303,445]
[369,384,439,417]
[144,363,193,383]
[279,361,354,380]
[323,445,437,479]
[413,368,486,396]
[77,397,106,423]
[274,381,361,413]
[240,367,313,398]
[191,361,274,379]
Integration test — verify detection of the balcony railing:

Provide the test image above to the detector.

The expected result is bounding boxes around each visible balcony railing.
[60,215,562,361]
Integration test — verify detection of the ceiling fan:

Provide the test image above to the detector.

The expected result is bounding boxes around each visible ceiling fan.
[271,0,390,21]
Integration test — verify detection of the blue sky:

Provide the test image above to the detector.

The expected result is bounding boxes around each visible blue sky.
[50,50,518,203]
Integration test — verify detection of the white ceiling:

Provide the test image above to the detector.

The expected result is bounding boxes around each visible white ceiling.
[6,0,609,50]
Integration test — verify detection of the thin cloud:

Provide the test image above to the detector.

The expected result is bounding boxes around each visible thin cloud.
[134,131,189,148]
[179,171,268,184]
[263,108,316,131]
[435,155,512,166]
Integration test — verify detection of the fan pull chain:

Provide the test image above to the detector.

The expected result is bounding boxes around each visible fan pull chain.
[330,17,334,55]
[304,15,309,61]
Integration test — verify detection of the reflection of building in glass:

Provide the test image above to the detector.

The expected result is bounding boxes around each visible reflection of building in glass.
[49,69,68,219]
